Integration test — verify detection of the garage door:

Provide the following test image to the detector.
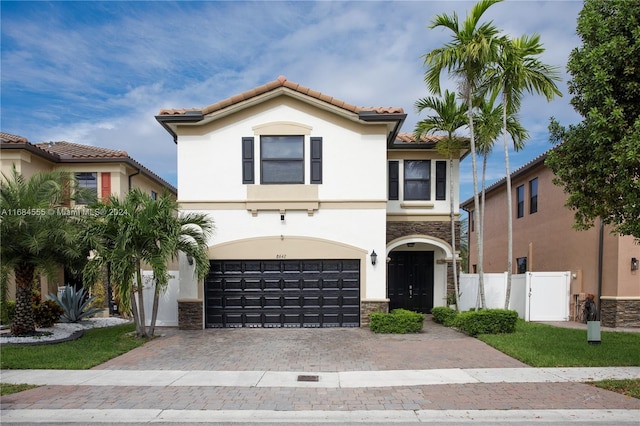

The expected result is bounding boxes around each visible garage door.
[205,259,360,328]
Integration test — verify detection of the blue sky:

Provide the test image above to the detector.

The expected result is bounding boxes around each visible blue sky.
[1,0,583,202]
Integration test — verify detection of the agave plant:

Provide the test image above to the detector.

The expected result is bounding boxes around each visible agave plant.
[47,286,103,323]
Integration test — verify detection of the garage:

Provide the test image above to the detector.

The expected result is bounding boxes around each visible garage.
[205,259,360,328]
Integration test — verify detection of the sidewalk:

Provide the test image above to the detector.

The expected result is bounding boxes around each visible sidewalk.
[1,321,639,423]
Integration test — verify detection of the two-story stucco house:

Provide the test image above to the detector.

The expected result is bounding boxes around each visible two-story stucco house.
[461,149,640,328]
[0,132,177,300]
[156,76,466,329]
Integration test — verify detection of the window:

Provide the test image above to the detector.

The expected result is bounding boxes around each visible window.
[517,257,527,274]
[516,184,525,218]
[529,177,538,214]
[435,161,446,200]
[388,161,399,200]
[470,210,475,232]
[75,172,97,205]
[260,135,304,184]
[404,160,430,200]
[150,191,157,201]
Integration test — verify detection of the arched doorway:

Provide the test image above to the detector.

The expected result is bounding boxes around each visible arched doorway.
[387,236,453,313]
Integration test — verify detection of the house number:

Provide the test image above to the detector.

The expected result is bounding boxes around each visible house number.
[276,254,287,259]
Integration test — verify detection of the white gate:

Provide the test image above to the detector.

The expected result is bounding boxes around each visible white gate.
[526,271,570,321]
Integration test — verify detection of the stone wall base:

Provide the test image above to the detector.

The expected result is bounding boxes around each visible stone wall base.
[600,299,640,328]
[360,300,389,327]
[178,299,203,330]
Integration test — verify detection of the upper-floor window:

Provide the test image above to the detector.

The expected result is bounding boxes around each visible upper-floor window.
[404,160,430,200]
[261,135,304,184]
[529,177,538,214]
[516,184,525,218]
[75,172,97,205]
[516,257,527,273]
[151,191,157,201]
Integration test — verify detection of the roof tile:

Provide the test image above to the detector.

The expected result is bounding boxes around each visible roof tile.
[34,141,129,159]
[158,76,405,118]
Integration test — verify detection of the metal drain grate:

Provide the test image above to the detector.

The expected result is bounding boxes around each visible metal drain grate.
[297,375,319,382]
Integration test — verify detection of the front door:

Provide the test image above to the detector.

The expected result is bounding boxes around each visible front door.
[388,251,434,313]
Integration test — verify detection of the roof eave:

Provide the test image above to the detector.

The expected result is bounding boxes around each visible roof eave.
[358,112,407,146]
[155,112,204,143]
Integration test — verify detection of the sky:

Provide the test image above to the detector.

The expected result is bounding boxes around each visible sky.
[1,0,584,202]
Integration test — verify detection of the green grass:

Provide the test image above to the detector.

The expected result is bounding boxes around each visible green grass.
[1,383,38,396]
[477,320,640,367]
[591,379,640,399]
[0,323,146,369]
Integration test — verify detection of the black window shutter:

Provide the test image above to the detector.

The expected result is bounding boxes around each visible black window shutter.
[242,137,254,184]
[436,161,446,200]
[310,137,323,184]
[388,161,399,200]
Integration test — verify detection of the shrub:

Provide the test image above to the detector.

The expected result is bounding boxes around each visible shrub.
[431,306,458,326]
[370,308,424,334]
[33,299,64,328]
[0,300,16,325]
[48,286,103,322]
[89,281,107,310]
[453,309,518,336]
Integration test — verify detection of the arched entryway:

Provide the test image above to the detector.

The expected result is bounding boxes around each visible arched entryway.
[386,236,453,313]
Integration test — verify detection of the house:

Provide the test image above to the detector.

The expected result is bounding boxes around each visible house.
[461,149,640,328]
[0,133,177,300]
[156,76,467,329]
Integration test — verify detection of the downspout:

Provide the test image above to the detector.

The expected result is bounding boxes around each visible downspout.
[128,169,141,192]
[597,218,604,319]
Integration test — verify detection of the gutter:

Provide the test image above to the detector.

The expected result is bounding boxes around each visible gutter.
[358,111,407,147]
[155,111,204,144]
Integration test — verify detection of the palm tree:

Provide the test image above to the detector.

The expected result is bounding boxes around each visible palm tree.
[484,34,562,308]
[414,90,467,306]
[423,0,503,307]
[415,90,468,310]
[83,189,214,337]
[474,89,528,308]
[0,166,91,336]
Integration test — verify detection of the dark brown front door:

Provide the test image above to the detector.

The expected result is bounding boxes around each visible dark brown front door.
[388,251,434,313]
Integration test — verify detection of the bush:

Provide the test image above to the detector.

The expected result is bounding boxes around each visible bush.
[453,309,518,336]
[0,300,16,325]
[33,299,64,328]
[431,306,458,326]
[370,308,424,333]
[47,286,103,322]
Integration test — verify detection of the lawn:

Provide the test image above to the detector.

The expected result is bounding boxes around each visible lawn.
[478,320,640,367]
[0,323,146,370]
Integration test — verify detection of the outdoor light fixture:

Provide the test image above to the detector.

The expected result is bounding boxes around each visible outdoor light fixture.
[370,250,377,265]
[187,255,194,266]
[281,214,285,221]
[632,257,639,271]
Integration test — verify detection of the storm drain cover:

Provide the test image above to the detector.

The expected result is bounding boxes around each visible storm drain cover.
[297,375,319,382]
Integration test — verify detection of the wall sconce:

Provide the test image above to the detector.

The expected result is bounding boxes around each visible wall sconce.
[370,250,377,265]
[632,257,639,271]
[280,209,285,222]
[187,255,194,266]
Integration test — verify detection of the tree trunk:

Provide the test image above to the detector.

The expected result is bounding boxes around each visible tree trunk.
[503,93,513,310]
[10,263,36,336]
[148,279,160,337]
[466,88,486,308]
[130,287,143,337]
[135,263,148,338]
[449,153,460,311]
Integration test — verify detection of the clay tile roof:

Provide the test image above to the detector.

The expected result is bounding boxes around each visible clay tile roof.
[395,133,447,144]
[0,132,29,143]
[158,76,404,117]
[34,141,129,159]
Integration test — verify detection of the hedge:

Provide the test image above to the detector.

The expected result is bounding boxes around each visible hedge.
[370,309,425,333]
[453,309,518,336]
[431,306,458,326]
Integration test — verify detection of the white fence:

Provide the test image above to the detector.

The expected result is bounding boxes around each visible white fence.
[459,272,570,321]
[137,270,180,327]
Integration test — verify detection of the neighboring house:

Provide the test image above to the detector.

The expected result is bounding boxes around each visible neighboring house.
[461,149,640,328]
[0,133,177,300]
[156,76,467,329]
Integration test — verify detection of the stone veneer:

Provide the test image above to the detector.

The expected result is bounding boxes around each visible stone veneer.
[178,299,203,330]
[387,220,460,295]
[600,299,640,328]
[360,300,389,327]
